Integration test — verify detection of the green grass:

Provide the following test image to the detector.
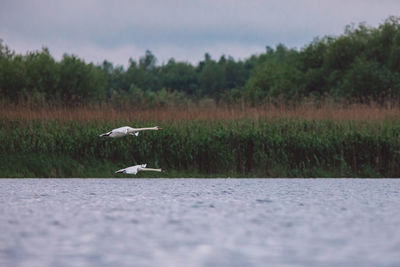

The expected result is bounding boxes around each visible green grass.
[1,118,400,177]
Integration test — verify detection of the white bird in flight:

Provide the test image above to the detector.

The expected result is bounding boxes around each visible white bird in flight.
[115,164,165,175]
[99,126,162,138]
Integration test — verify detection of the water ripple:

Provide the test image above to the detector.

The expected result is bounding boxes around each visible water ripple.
[0,178,399,267]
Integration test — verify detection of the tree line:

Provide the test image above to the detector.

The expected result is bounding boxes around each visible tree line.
[1,16,400,106]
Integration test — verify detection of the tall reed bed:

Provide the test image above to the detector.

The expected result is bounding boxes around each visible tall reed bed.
[2,100,400,122]
[1,116,400,177]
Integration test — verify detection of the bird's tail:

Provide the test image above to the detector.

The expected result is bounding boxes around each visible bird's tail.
[99,132,111,137]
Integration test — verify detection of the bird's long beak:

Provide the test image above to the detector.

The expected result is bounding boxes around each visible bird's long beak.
[157,126,162,130]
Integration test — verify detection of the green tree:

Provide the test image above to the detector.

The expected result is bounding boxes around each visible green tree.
[59,54,107,104]
[124,51,161,92]
[198,54,225,100]
[159,59,197,95]
[340,57,400,103]
[24,48,59,100]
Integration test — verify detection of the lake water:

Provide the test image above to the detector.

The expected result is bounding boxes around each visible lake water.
[0,179,399,267]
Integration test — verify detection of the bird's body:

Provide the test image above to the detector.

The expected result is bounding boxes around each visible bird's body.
[99,126,162,138]
[115,164,165,175]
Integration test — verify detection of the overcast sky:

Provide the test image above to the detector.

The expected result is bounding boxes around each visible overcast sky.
[1,0,399,67]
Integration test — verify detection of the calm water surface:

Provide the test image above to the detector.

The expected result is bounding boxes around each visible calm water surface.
[1,179,400,267]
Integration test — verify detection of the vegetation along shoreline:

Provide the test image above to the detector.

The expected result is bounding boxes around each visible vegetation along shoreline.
[1,104,399,178]
[1,17,400,178]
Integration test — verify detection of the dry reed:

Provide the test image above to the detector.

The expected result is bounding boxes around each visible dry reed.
[1,101,400,123]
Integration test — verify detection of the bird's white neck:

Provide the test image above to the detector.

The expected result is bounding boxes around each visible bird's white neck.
[130,127,159,132]
[140,168,163,172]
